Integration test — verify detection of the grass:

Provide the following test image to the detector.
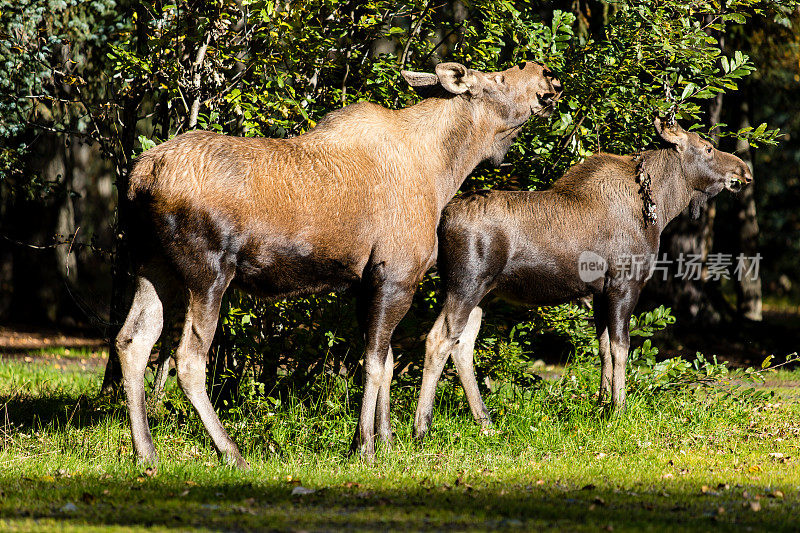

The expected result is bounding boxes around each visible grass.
[1,355,799,531]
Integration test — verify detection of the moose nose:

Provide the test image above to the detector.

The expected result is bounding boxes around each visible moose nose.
[740,163,753,184]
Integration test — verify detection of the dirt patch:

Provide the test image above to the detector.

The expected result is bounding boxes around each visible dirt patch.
[0,324,106,352]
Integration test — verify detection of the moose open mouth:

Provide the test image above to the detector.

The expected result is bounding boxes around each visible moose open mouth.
[725,176,744,192]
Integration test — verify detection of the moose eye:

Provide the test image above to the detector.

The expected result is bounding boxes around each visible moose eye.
[494,74,505,85]
[706,146,713,154]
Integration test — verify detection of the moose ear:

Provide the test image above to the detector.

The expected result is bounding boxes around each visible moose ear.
[654,117,688,151]
[435,62,483,95]
[401,70,439,88]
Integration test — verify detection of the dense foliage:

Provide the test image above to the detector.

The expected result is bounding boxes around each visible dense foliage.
[1,1,798,402]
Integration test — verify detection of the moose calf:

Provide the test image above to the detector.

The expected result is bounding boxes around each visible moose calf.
[414,118,752,438]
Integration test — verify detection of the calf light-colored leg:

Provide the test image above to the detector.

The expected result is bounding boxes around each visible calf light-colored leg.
[174,289,248,469]
[413,301,483,439]
[116,274,165,464]
[450,307,490,428]
[413,312,456,439]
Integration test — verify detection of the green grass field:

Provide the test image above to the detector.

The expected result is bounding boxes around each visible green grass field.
[1,354,799,532]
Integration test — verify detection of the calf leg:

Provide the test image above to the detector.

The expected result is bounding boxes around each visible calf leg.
[174,282,248,469]
[413,298,478,439]
[352,272,415,460]
[116,273,166,464]
[594,294,612,403]
[607,289,639,413]
[450,306,490,428]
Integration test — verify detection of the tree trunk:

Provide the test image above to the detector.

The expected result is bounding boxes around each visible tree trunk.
[734,97,762,321]
[101,3,150,395]
[649,26,726,324]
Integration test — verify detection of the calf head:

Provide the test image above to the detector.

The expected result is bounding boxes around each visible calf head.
[402,61,562,166]
[654,117,752,217]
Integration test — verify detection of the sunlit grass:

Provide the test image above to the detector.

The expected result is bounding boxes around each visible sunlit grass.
[1,356,799,531]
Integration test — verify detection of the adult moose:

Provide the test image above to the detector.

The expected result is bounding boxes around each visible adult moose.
[117,61,562,467]
[413,118,752,439]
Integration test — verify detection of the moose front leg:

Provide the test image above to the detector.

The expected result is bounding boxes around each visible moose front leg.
[593,293,612,404]
[352,273,414,460]
[607,289,639,413]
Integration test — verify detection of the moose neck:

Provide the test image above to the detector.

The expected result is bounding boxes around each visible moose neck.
[397,95,496,212]
[643,148,694,233]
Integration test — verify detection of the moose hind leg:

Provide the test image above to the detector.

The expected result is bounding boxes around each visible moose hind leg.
[149,311,177,412]
[116,274,165,464]
[174,284,248,469]
[413,300,476,439]
[450,306,490,428]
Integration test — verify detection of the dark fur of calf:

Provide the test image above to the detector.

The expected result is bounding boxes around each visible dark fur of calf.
[413,118,752,438]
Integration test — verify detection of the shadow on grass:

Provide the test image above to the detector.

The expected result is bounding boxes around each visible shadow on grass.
[0,394,123,433]
[0,474,797,531]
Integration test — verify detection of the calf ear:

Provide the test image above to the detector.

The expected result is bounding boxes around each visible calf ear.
[401,70,439,88]
[435,62,484,95]
[654,117,688,151]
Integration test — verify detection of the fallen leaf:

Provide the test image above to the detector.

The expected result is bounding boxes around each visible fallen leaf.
[770,490,784,499]
[143,467,157,477]
[749,501,761,512]
[748,465,761,473]
[662,473,674,479]
[185,480,197,487]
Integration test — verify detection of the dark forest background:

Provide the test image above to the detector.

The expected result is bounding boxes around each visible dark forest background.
[1,1,799,396]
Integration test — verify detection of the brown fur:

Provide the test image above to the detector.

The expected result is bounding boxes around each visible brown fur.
[413,119,753,437]
[116,61,562,466]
